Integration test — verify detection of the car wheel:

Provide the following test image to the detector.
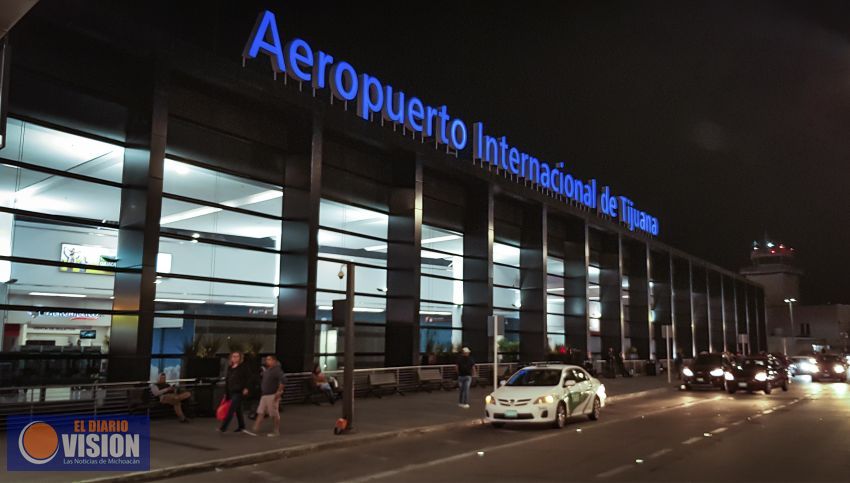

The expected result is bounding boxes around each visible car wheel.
[764,384,772,395]
[491,422,504,429]
[726,384,736,395]
[553,402,567,429]
[588,397,601,421]
[782,380,788,392]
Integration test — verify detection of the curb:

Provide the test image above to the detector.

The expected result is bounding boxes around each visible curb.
[77,418,485,483]
[78,386,670,483]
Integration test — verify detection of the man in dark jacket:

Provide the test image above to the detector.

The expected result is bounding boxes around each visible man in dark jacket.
[218,351,254,435]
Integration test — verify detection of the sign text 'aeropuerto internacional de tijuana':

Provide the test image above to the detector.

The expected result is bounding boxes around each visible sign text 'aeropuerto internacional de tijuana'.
[242,10,659,236]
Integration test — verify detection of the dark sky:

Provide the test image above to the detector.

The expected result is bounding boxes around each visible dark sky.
[233,1,850,303]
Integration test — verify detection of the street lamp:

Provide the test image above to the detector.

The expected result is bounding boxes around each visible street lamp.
[783,298,797,355]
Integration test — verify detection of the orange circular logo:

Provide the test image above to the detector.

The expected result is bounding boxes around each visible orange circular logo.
[18,421,59,465]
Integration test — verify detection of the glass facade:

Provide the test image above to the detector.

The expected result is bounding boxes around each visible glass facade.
[0,7,769,384]
[419,224,464,359]
[315,199,389,369]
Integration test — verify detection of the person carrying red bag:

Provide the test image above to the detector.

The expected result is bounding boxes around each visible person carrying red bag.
[217,351,255,435]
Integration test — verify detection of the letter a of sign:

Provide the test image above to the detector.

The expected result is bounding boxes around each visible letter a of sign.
[243,10,286,74]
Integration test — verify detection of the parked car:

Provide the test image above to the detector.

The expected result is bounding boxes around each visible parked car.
[681,353,733,391]
[812,354,847,383]
[725,355,789,394]
[484,364,606,429]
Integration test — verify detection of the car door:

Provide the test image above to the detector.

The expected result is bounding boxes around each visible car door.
[565,369,591,415]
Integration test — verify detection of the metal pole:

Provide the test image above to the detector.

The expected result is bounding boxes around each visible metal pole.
[666,331,671,384]
[788,301,795,356]
[493,315,498,390]
[343,263,355,430]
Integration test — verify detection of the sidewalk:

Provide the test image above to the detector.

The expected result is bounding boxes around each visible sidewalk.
[0,375,673,482]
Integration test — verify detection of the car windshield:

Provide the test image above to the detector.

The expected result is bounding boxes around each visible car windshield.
[742,359,766,367]
[506,369,562,387]
[818,355,842,363]
[694,354,722,366]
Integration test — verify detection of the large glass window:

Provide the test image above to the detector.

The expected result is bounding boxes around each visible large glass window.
[419,225,463,359]
[0,119,124,364]
[547,256,566,352]
[493,241,521,360]
[154,157,283,377]
[315,199,389,369]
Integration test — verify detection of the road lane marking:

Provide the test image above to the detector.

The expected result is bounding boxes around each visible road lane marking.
[596,464,633,479]
[340,396,722,483]
[762,409,773,414]
[731,421,743,426]
[681,436,702,445]
[648,448,672,458]
[711,427,727,434]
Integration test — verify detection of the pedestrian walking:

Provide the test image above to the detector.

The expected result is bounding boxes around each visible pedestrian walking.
[674,351,684,380]
[253,355,286,437]
[606,347,618,378]
[616,351,631,377]
[218,351,254,435]
[456,347,476,408]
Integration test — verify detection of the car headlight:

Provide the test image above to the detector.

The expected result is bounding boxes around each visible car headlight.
[710,368,724,377]
[724,371,734,381]
[682,367,694,377]
[485,394,495,405]
[534,395,555,405]
[834,364,845,374]
[754,372,767,382]
[809,358,817,364]
[801,362,817,373]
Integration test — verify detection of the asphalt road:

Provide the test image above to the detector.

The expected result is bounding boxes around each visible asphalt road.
[166,377,850,482]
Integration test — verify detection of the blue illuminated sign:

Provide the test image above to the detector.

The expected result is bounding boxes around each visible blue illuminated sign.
[243,10,659,236]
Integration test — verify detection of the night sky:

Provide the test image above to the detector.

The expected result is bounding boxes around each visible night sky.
[226,1,850,304]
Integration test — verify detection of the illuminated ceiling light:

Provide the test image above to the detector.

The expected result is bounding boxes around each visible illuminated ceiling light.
[317,306,385,313]
[29,292,86,298]
[224,301,276,308]
[766,242,775,248]
[422,234,461,245]
[160,190,282,226]
[546,287,564,292]
[154,298,206,304]
[363,234,459,253]
[165,159,190,175]
[161,205,221,225]
[420,311,453,316]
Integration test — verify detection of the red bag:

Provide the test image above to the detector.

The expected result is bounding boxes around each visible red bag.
[215,396,231,421]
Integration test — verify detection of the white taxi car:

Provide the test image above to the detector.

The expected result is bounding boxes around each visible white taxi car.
[484,364,606,429]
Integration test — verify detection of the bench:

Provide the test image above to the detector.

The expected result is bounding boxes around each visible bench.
[302,375,343,405]
[128,385,196,418]
[127,386,167,416]
[367,372,403,398]
[417,368,445,392]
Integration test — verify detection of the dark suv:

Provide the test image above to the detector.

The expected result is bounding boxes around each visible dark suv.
[812,354,847,382]
[682,353,732,391]
[726,355,789,395]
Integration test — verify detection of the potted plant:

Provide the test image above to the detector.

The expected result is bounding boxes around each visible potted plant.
[181,335,223,379]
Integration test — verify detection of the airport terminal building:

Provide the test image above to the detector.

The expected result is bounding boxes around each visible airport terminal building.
[0,3,766,383]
